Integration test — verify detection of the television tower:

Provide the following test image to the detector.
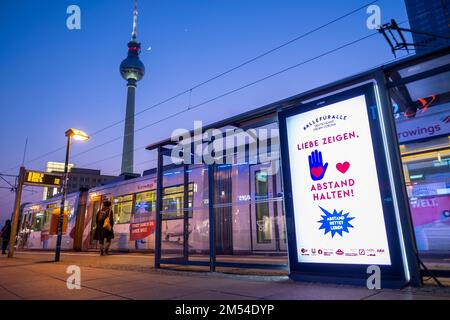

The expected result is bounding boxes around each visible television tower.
[120,0,145,175]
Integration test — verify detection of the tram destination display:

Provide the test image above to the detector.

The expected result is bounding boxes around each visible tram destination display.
[24,170,62,188]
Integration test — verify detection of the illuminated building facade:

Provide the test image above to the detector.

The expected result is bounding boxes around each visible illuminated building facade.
[43,162,116,200]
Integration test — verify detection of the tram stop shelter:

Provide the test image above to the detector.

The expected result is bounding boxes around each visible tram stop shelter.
[146,46,450,288]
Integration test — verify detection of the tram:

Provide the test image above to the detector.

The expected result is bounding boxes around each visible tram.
[19,162,288,255]
[20,191,86,251]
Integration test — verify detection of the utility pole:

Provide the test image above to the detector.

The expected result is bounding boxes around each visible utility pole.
[6,165,67,259]
[8,166,25,258]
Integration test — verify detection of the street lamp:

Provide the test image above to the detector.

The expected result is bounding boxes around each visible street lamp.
[54,128,89,262]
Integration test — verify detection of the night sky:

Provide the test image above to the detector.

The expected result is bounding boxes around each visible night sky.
[0,0,411,224]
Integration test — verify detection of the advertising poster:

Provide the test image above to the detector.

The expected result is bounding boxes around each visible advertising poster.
[285,94,392,265]
[130,221,155,241]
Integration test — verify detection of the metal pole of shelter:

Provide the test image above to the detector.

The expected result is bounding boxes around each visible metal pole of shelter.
[154,146,163,269]
[208,164,216,272]
[183,164,189,261]
[55,135,72,262]
[8,166,25,258]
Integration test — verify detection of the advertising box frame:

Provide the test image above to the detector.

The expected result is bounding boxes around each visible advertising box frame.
[278,83,419,288]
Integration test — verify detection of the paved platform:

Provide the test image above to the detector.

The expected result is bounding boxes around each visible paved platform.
[1,251,450,300]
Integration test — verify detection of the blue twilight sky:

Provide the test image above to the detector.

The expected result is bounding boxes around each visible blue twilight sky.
[0,0,412,224]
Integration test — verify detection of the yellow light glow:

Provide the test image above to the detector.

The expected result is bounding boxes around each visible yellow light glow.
[66,128,90,141]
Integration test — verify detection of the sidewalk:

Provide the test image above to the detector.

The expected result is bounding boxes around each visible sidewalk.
[1,251,450,300]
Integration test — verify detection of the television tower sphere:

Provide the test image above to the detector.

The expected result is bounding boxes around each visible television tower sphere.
[120,40,145,83]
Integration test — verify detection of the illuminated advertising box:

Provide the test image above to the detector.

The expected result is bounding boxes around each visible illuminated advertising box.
[278,84,419,288]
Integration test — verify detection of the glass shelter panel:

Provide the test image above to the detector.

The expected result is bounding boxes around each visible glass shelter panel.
[159,161,210,264]
[390,54,450,254]
[187,164,210,262]
[212,121,288,267]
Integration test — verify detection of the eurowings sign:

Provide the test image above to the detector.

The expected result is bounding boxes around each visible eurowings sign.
[395,102,450,143]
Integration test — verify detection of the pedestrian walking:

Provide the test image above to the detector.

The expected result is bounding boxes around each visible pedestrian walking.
[1,220,12,255]
[94,200,114,256]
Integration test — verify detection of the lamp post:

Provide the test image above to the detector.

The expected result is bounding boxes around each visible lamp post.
[55,128,89,262]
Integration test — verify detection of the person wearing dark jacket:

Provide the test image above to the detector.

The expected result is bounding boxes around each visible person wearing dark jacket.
[1,220,12,255]
[93,200,114,256]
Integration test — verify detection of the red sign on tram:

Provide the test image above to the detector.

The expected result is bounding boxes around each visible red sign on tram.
[129,221,156,241]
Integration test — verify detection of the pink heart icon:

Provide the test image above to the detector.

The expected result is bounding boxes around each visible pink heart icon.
[311,167,324,179]
[336,162,350,174]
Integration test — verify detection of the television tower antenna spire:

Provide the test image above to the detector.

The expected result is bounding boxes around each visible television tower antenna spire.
[131,0,138,40]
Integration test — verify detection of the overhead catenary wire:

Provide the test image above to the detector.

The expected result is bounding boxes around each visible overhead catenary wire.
[0,0,380,173]
[89,0,381,137]
[0,173,17,178]
[0,175,15,189]
[2,146,66,173]
[78,144,157,168]
[74,18,422,171]
[0,186,39,207]
[0,48,416,211]
[0,25,420,209]
[70,31,381,160]
[2,21,415,181]
[75,30,411,170]
[101,158,157,176]
[84,52,416,174]
[67,16,422,164]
